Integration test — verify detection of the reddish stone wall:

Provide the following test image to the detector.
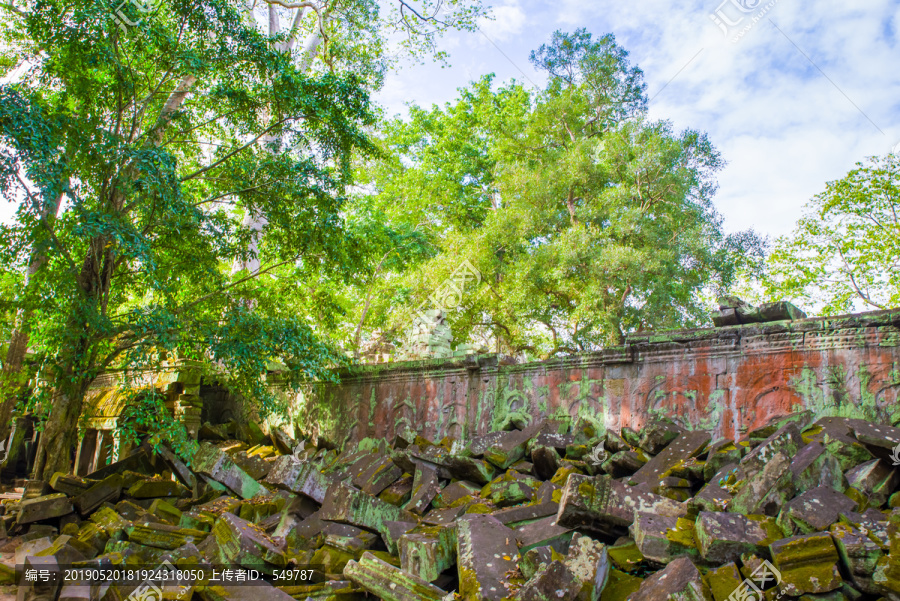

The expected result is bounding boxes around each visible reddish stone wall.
[294,309,900,446]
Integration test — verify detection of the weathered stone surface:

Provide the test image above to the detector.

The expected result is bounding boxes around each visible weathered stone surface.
[319,482,417,553]
[730,451,795,515]
[740,423,803,478]
[514,516,573,553]
[73,473,123,514]
[789,442,844,494]
[600,451,646,478]
[483,429,531,469]
[831,523,883,595]
[193,443,262,500]
[513,561,579,601]
[627,555,712,601]
[564,532,609,601]
[494,502,559,527]
[17,493,74,524]
[769,532,843,595]
[379,472,415,506]
[344,551,448,601]
[531,445,561,481]
[353,455,403,496]
[126,477,189,499]
[694,511,782,564]
[637,420,686,455]
[629,431,710,487]
[777,485,857,534]
[49,473,95,496]
[845,458,900,506]
[434,480,481,508]
[556,474,686,535]
[703,562,744,601]
[264,455,332,503]
[212,511,286,571]
[399,524,456,582]
[403,463,441,515]
[456,513,519,601]
[631,512,698,565]
[126,521,207,549]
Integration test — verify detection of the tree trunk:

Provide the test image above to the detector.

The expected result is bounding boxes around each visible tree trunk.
[0,191,65,445]
[32,377,91,479]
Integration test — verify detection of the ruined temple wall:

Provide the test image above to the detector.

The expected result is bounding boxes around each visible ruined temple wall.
[291,309,900,446]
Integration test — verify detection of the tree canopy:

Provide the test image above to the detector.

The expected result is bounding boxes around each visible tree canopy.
[761,153,900,314]
[348,30,765,356]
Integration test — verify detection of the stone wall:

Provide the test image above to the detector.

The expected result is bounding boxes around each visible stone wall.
[292,308,900,446]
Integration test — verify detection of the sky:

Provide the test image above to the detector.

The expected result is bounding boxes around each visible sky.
[375,0,900,241]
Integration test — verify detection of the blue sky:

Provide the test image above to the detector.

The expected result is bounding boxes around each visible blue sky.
[375,0,900,241]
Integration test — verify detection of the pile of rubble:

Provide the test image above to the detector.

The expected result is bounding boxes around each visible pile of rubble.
[3,411,900,601]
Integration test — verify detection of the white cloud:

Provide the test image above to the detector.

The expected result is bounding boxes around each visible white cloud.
[374,0,900,242]
[478,0,527,41]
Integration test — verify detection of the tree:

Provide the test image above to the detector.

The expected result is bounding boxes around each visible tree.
[0,0,376,478]
[762,153,900,314]
[352,30,765,356]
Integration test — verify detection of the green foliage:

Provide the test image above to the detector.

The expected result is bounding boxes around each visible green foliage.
[351,29,764,355]
[0,0,375,463]
[762,153,900,314]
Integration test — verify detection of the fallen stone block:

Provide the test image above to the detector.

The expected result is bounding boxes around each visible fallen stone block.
[637,419,686,455]
[49,473,95,496]
[403,463,441,515]
[730,451,795,516]
[630,431,710,490]
[789,442,845,495]
[456,513,519,601]
[703,441,747,482]
[631,512,698,565]
[513,560,579,601]
[531,445,561,481]
[556,474,686,536]
[74,473,123,514]
[769,532,843,595]
[600,451,646,478]
[231,449,272,480]
[845,458,900,506]
[17,493,74,525]
[264,455,332,503]
[434,480,481,508]
[379,473,414,506]
[740,422,803,479]
[483,429,530,469]
[89,506,130,538]
[520,545,553,580]
[319,482,417,554]
[514,516,573,554]
[193,443,262,500]
[831,523,883,595]
[493,502,559,527]
[694,511,782,564]
[352,455,403,496]
[399,524,457,583]
[322,521,379,554]
[703,562,745,601]
[212,511,286,572]
[482,474,536,507]
[407,444,496,484]
[601,569,643,601]
[344,551,448,601]
[127,522,208,549]
[126,477,189,499]
[565,532,609,601]
[626,555,712,601]
[776,485,857,534]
